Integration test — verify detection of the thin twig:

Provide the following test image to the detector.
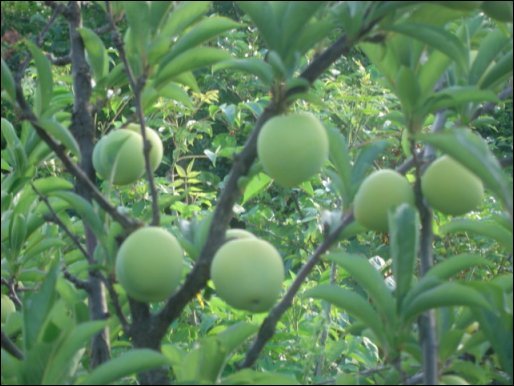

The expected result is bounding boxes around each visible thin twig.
[62,266,90,291]
[105,1,160,226]
[97,273,130,335]
[31,182,92,261]
[1,330,24,360]
[14,83,141,231]
[240,212,354,368]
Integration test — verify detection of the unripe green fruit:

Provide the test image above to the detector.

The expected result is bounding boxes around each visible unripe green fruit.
[115,227,184,303]
[481,1,513,23]
[93,130,146,185]
[257,112,329,187]
[226,228,255,241]
[211,238,284,313]
[421,156,484,216]
[354,170,415,232]
[1,295,15,323]
[126,123,163,172]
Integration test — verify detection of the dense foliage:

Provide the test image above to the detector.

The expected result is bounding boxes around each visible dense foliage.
[1,1,513,385]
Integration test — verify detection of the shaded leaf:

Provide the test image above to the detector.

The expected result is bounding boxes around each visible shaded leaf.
[26,41,53,115]
[78,349,169,385]
[77,28,109,81]
[214,58,274,85]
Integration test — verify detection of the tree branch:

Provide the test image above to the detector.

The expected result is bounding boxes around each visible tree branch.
[14,83,141,231]
[1,330,23,360]
[241,212,355,368]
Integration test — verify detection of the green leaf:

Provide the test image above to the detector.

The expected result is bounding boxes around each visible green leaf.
[293,19,334,59]
[426,254,492,281]
[164,16,240,65]
[26,40,53,115]
[479,50,513,90]
[213,58,274,85]
[386,23,467,71]
[390,204,419,309]
[1,58,16,101]
[222,369,300,385]
[77,28,109,81]
[440,219,513,253]
[171,71,200,92]
[402,282,491,322]
[148,1,173,35]
[156,47,231,85]
[327,252,396,324]
[470,281,513,378]
[426,86,499,112]
[160,1,211,40]
[217,322,259,354]
[77,349,169,385]
[236,2,280,52]
[23,262,59,350]
[280,2,326,60]
[122,1,150,55]
[418,50,451,95]
[304,285,388,346]
[327,128,352,207]
[9,213,27,254]
[242,172,272,205]
[469,29,510,85]
[42,321,107,384]
[351,140,393,190]
[395,66,421,115]
[49,191,105,241]
[1,118,21,149]
[159,83,193,107]
[37,118,81,161]
[418,128,513,215]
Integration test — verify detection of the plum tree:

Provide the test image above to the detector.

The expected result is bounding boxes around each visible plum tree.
[354,169,415,232]
[1,294,15,323]
[126,123,163,172]
[115,227,184,303]
[210,238,284,313]
[421,155,484,216]
[93,129,146,185]
[257,112,329,187]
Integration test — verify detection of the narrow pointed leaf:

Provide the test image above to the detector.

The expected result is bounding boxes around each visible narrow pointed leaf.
[236,2,280,52]
[327,128,352,206]
[305,285,387,345]
[426,254,492,280]
[77,28,109,81]
[156,47,231,85]
[160,1,211,40]
[1,58,16,101]
[37,119,81,160]
[479,50,513,90]
[386,23,467,70]
[440,219,513,253]
[390,204,419,309]
[469,29,509,85]
[402,282,491,321]
[164,16,240,64]
[213,58,274,85]
[77,349,169,385]
[328,252,396,324]
[26,41,53,115]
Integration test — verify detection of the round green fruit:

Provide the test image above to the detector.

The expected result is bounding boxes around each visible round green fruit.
[126,123,163,171]
[211,238,284,313]
[481,1,513,23]
[354,169,415,232]
[115,227,184,303]
[1,294,15,323]
[257,112,329,187]
[93,130,146,185]
[421,156,484,216]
